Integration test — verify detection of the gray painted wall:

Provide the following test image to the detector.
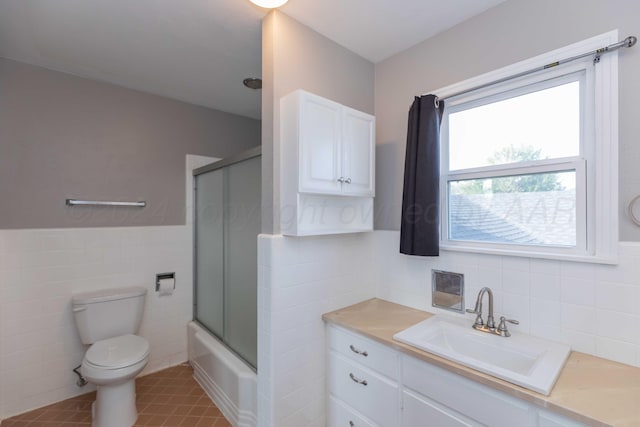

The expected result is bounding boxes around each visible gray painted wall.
[374,0,640,239]
[0,58,260,229]
[261,11,375,234]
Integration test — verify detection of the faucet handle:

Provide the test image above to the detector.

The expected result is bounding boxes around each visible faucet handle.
[466,308,484,326]
[497,316,519,337]
[500,316,519,325]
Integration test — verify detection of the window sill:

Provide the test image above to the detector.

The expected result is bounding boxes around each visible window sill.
[439,243,618,265]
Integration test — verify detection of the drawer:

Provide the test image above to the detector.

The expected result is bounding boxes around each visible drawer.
[402,355,535,427]
[328,351,399,427]
[402,390,480,427]
[328,396,377,427]
[328,325,398,378]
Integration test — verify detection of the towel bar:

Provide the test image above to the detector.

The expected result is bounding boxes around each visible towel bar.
[65,199,146,207]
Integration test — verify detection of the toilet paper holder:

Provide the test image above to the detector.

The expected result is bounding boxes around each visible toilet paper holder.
[156,272,175,292]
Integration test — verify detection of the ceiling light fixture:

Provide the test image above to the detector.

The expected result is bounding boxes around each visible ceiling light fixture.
[249,0,288,9]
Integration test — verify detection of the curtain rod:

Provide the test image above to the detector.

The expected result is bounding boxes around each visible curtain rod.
[431,35,637,106]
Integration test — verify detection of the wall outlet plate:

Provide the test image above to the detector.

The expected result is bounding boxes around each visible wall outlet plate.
[432,270,464,313]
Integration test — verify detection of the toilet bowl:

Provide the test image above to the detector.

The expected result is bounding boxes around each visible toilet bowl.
[72,286,150,427]
[81,334,150,427]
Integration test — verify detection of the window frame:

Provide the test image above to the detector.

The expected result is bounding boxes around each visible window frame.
[436,31,619,263]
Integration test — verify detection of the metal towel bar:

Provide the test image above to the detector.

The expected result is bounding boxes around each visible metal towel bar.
[65,199,146,207]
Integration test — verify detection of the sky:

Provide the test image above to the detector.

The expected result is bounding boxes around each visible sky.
[448,80,580,171]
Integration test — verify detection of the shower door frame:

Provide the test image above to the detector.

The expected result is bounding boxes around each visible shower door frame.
[192,145,261,371]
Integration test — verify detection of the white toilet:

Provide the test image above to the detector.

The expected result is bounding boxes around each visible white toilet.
[72,286,150,427]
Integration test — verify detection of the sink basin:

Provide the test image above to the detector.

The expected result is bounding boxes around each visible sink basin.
[393,315,570,395]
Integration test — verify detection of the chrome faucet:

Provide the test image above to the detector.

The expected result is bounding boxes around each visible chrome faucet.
[466,287,519,337]
[466,287,496,331]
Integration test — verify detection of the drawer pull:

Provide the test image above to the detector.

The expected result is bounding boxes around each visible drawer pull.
[349,372,368,386]
[349,345,368,357]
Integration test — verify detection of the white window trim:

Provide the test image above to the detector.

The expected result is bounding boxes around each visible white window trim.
[434,30,619,264]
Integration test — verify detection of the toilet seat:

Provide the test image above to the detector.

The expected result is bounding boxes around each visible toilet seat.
[85,334,150,370]
[80,336,150,427]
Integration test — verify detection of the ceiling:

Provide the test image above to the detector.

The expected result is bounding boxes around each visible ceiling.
[0,0,506,119]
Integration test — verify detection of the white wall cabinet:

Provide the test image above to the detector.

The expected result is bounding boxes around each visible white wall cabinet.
[326,325,587,427]
[281,90,375,236]
[338,107,375,196]
[285,90,375,197]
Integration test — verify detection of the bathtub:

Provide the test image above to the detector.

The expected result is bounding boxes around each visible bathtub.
[187,321,257,427]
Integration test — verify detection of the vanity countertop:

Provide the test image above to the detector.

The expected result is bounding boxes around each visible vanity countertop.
[322,298,640,427]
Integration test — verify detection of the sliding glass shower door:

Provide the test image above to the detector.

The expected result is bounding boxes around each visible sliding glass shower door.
[194,148,260,369]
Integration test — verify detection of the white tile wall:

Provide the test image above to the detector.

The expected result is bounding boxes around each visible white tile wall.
[256,228,640,427]
[371,230,640,368]
[0,226,193,419]
[257,233,376,427]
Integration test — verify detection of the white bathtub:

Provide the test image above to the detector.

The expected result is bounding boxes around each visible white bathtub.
[187,321,257,427]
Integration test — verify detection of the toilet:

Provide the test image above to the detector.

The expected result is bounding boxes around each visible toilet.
[72,286,150,427]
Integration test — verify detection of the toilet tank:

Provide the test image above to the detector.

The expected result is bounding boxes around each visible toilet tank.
[72,286,147,344]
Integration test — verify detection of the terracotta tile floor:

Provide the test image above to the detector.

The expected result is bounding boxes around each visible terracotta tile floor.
[2,364,231,427]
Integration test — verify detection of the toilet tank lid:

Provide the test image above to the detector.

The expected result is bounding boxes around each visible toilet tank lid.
[72,286,147,305]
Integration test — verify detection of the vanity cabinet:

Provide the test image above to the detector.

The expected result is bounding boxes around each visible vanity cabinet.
[401,389,478,427]
[280,90,375,236]
[326,325,587,427]
[329,396,377,427]
[327,326,400,426]
[537,411,585,427]
[402,354,534,427]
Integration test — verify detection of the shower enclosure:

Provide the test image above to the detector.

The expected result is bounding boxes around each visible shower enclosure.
[193,146,261,369]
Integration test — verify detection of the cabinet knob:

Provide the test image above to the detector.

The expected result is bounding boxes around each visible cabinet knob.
[337,177,345,183]
[345,178,352,184]
[349,422,355,427]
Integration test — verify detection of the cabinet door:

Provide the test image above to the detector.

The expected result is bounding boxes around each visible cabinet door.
[299,93,342,194]
[402,390,479,427]
[341,107,375,196]
[538,410,586,427]
[402,355,535,427]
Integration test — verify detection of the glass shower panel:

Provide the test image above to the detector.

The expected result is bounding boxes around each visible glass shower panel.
[195,169,225,338]
[194,148,261,370]
[224,156,260,368]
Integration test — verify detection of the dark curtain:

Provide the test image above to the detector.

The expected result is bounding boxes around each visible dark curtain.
[400,94,444,256]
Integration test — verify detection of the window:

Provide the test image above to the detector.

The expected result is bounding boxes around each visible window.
[439,32,619,262]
